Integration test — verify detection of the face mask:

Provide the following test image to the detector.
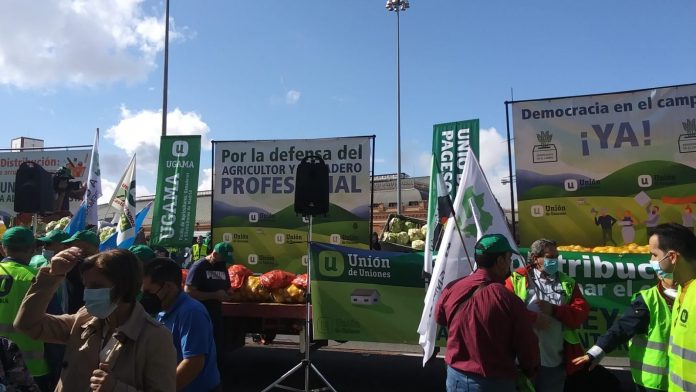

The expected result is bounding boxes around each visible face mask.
[140,288,163,316]
[41,249,55,260]
[650,256,673,279]
[543,257,559,275]
[83,288,117,319]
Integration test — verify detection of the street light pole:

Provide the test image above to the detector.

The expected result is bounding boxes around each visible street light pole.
[161,0,170,137]
[386,0,409,215]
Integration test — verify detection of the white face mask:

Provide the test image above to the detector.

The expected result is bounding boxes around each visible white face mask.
[41,249,55,260]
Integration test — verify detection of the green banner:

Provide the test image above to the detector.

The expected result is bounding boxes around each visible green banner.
[150,136,201,248]
[311,243,654,353]
[432,119,480,200]
[310,242,425,344]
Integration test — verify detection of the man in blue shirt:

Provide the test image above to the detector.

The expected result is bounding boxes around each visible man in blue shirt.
[142,258,222,392]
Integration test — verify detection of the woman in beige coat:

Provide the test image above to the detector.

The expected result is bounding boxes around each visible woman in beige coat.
[14,248,177,392]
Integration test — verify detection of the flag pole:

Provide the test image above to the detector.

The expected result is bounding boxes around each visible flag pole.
[161,0,170,137]
[504,99,516,240]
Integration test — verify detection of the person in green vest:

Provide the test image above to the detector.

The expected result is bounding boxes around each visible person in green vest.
[647,223,696,392]
[505,238,590,392]
[0,227,50,391]
[29,230,70,269]
[571,273,675,392]
[191,236,208,262]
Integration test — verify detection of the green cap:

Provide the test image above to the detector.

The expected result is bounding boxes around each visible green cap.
[474,234,519,256]
[129,244,155,263]
[213,242,234,263]
[38,230,70,244]
[1,227,35,248]
[61,230,100,247]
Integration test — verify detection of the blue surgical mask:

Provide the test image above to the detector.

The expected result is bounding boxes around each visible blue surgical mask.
[543,257,559,275]
[650,256,673,279]
[83,288,117,319]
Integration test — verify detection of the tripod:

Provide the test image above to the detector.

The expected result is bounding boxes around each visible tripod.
[261,215,337,392]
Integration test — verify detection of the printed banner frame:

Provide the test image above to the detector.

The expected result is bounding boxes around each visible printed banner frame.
[512,83,696,247]
[212,136,374,274]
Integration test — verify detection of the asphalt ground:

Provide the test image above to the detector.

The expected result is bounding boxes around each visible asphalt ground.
[220,337,635,392]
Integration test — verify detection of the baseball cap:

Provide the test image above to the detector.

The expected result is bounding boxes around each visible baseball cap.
[129,244,155,263]
[61,230,100,247]
[213,242,234,263]
[38,230,70,244]
[1,227,35,248]
[474,234,519,256]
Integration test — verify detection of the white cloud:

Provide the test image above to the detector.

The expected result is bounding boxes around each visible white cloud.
[136,184,153,197]
[0,0,185,88]
[99,178,117,206]
[198,168,213,191]
[105,106,211,173]
[478,127,514,209]
[286,90,301,105]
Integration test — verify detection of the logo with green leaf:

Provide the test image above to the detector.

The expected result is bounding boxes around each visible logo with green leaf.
[459,186,493,237]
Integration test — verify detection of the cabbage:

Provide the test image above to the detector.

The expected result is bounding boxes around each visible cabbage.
[384,232,400,243]
[411,239,425,250]
[420,224,428,237]
[408,228,423,241]
[397,231,410,245]
[389,217,403,233]
[404,221,417,230]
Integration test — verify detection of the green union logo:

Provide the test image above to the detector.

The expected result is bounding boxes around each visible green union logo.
[318,251,345,277]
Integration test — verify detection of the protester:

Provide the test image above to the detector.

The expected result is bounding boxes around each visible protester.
[14,248,177,391]
[0,227,51,391]
[143,258,222,392]
[29,230,70,269]
[191,235,208,262]
[30,231,69,391]
[185,242,232,368]
[435,234,539,392]
[204,232,212,254]
[128,244,155,265]
[571,274,675,392]
[648,223,696,391]
[60,230,100,313]
[0,336,40,391]
[505,238,590,392]
[371,232,381,250]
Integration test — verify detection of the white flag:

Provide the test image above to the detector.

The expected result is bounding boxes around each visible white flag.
[84,129,102,227]
[108,154,136,212]
[116,155,137,248]
[417,152,520,365]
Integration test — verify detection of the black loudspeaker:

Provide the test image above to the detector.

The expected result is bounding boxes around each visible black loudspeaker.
[294,155,329,216]
[14,162,55,213]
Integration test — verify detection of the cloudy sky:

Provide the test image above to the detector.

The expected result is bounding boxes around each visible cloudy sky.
[1,0,694,209]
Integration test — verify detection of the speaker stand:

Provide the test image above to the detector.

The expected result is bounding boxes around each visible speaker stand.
[261,215,337,392]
